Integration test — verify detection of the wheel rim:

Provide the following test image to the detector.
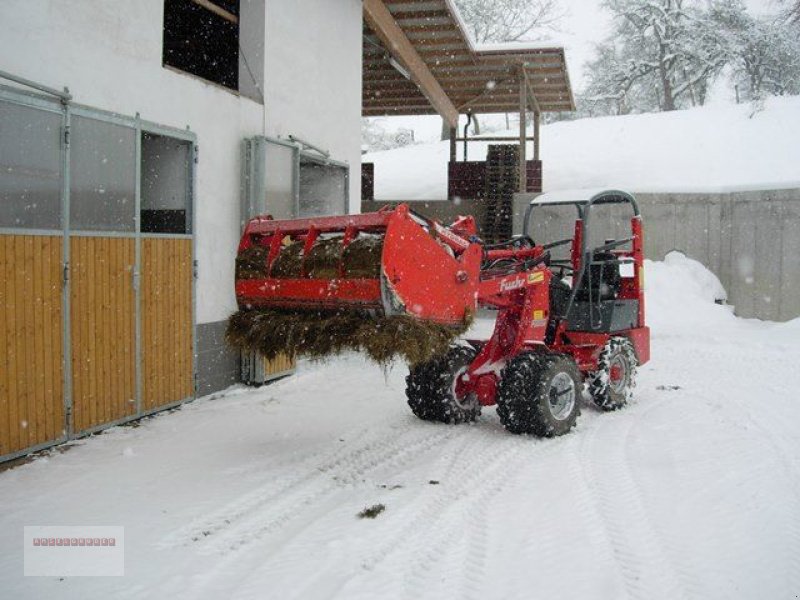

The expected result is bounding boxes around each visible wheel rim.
[451,366,478,411]
[609,354,628,394]
[548,372,576,420]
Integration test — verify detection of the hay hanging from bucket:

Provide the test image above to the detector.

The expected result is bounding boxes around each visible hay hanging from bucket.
[226,308,471,366]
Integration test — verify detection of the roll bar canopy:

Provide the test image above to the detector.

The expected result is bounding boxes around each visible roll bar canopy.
[522,189,639,238]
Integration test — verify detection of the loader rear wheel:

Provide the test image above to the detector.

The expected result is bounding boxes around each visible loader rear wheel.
[405,346,480,424]
[497,353,581,437]
[588,337,638,411]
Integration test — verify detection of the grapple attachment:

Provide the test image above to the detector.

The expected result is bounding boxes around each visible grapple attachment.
[234,204,482,326]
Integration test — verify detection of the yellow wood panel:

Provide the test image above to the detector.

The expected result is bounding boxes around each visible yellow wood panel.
[142,238,193,411]
[70,237,136,433]
[264,353,296,376]
[0,235,64,457]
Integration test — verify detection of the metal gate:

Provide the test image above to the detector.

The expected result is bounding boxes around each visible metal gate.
[0,83,197,461]
[239,136,350,385]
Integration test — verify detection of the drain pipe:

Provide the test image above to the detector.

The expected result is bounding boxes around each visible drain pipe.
[0,69,71,103]
[463,112,472,161]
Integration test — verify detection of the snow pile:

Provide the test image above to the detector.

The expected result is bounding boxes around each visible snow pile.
[644,251,732,333]
[364,95,800,199]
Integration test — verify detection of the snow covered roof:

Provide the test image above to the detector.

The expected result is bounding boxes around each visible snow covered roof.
[362,0,575,117]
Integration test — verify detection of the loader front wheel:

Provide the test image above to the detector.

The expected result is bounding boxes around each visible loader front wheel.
[497,353,581,437]
[588,337,638,411]
[405,346,480,424]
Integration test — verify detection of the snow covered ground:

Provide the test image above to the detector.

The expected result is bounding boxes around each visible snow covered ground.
[364,95,800,199]
[2,253,799,600]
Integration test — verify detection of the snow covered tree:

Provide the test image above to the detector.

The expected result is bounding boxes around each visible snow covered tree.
[452,0,562,43]
[584,0,727,113]
[710,1,800,100]
[582,0,800,115]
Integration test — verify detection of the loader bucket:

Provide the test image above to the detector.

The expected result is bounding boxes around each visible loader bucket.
[234,204,482,325]
[229,204,482,365]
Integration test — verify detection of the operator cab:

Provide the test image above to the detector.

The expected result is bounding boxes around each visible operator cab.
[523,189,643,336]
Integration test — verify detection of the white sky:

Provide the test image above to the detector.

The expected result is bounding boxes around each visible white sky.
[373,0,779,142]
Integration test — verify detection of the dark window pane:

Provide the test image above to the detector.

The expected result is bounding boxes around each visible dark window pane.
[163,0,239,90]
[141,132,192,234]
[70,116,136,232]
[0,101,62,229]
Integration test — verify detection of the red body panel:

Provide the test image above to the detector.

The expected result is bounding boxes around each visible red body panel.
[382,206,482,324]
[236,278,382,310]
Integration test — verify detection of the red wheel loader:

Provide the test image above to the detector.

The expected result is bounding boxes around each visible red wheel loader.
[233,189,650,437]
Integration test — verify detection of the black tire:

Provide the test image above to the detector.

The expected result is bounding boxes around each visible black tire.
[588,337,638,411]
[497,353,582,437]
[405,345,480,424]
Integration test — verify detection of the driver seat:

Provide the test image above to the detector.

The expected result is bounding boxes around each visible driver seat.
[575,248,621,301]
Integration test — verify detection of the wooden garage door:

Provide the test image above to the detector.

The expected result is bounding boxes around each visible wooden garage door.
[69,236,136,433]
[0,235,65,456]
[141,237,193,410]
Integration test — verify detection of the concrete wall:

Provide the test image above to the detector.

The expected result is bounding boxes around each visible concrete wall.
[364,190,800,322]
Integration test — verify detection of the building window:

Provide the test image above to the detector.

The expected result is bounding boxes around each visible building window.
[298,157,349,218]
[141,132,193,234]
[0,101,62,230]
[70,116,137,232]
[163,0,240,91]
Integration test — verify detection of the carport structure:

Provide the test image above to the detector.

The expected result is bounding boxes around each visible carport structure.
[362,0,575,197]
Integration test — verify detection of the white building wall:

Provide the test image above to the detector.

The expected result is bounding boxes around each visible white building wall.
[263,0,363,216]
[0,0,363,324]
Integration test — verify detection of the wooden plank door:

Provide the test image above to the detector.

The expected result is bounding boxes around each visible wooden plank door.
[0,234,65,456]
[141,237,194,410]
[69,236,136,433]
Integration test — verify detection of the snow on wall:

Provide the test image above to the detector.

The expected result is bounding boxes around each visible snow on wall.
[364,96,800,200]
[0,0,363,324]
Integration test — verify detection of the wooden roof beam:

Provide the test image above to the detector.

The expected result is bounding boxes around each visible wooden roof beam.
[364,0,459,127]
[521,68,541,114]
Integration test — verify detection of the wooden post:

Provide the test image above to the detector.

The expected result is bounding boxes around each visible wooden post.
[519,76,527,193]
[449,127,457,163]
[533,110,540,162]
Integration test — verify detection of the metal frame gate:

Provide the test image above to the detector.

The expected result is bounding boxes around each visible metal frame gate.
[0,82,197,462]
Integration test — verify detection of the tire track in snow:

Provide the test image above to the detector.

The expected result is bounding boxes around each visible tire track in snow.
[578,401,690,600]
[161,422,451,553]
[360,433,525,573]
[267,427,486,600]
[447,436,567,600]
[158,424,382,548]
[357,432,551,600]
[188,423,459,557]
[669,342,800,596]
